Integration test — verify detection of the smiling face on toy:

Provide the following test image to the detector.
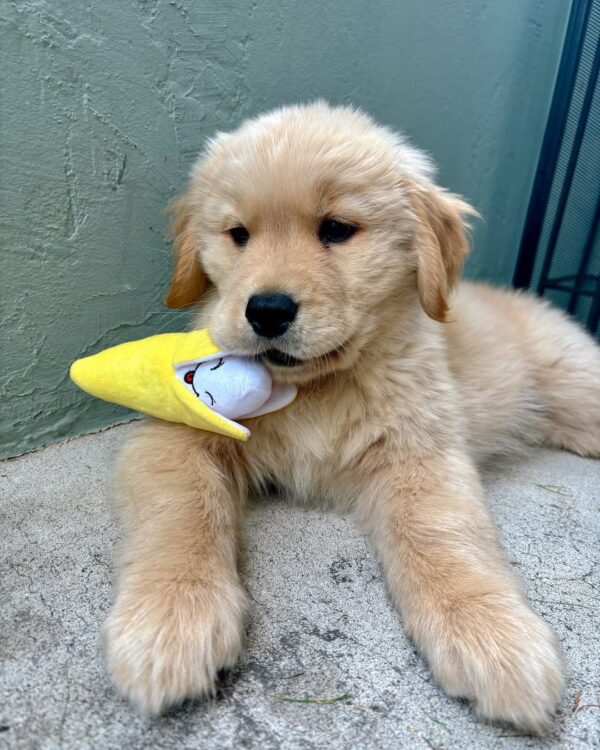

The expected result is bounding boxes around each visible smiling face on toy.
[184,357,225,407]
[182,356,272,419]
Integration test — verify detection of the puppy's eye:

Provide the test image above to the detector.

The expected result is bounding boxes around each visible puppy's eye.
[229,225,249,247]
[318,219,357,245]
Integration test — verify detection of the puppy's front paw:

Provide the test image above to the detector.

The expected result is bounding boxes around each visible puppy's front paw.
[102,581,246,715]
[426,593,564,733]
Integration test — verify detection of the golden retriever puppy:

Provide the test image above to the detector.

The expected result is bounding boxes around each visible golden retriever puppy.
[102,102,600,731]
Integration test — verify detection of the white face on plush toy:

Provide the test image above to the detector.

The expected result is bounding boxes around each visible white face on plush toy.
[184,357,225,408]
[183,356,271,418]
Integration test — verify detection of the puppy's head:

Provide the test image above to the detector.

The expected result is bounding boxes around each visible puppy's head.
[166,103,476,383]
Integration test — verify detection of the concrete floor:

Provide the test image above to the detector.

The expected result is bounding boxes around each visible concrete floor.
[1,423,599,750]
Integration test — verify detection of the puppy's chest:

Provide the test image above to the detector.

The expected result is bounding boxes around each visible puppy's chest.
[247,386,388,501]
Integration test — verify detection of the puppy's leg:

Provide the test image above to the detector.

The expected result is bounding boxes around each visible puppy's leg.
[102,421,247,715]
[534,313,600,457]
[360,449,564,733]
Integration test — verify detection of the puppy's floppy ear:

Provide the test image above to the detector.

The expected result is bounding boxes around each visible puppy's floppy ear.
[164,194,208,308]
[405,178,478,322]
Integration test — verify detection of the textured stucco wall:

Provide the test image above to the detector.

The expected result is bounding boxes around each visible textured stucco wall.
[0,0,570,458]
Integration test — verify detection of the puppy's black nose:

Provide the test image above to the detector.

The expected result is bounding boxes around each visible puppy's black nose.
[245,293,298,338]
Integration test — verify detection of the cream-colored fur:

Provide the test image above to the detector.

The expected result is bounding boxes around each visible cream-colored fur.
[102,103,600,731]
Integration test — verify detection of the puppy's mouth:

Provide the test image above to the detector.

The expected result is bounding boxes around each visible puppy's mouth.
[261,342,348,369]
[263,349,303,367]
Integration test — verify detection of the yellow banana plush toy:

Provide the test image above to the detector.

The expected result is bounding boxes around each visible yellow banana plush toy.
[69,329,297,441]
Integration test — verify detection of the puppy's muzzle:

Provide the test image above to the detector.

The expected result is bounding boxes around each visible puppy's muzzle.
[245,293,298,339]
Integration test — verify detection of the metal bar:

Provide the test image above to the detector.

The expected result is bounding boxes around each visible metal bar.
[512,0,593,289]
[587,285,600,331]
[543,273,598,283]
[587,271,600,332]
[568,198,600,312]
[537,32,600,295]
[545,278,598,296]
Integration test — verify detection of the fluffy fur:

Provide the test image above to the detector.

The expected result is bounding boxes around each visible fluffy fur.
[102,103,600,731]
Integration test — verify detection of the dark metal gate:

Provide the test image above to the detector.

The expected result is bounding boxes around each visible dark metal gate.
[513,0,600,336]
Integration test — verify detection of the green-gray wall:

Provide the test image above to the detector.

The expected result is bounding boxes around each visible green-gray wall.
[0,0,571,458]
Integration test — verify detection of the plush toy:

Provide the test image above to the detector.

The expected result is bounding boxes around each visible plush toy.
[69,329,297,440]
